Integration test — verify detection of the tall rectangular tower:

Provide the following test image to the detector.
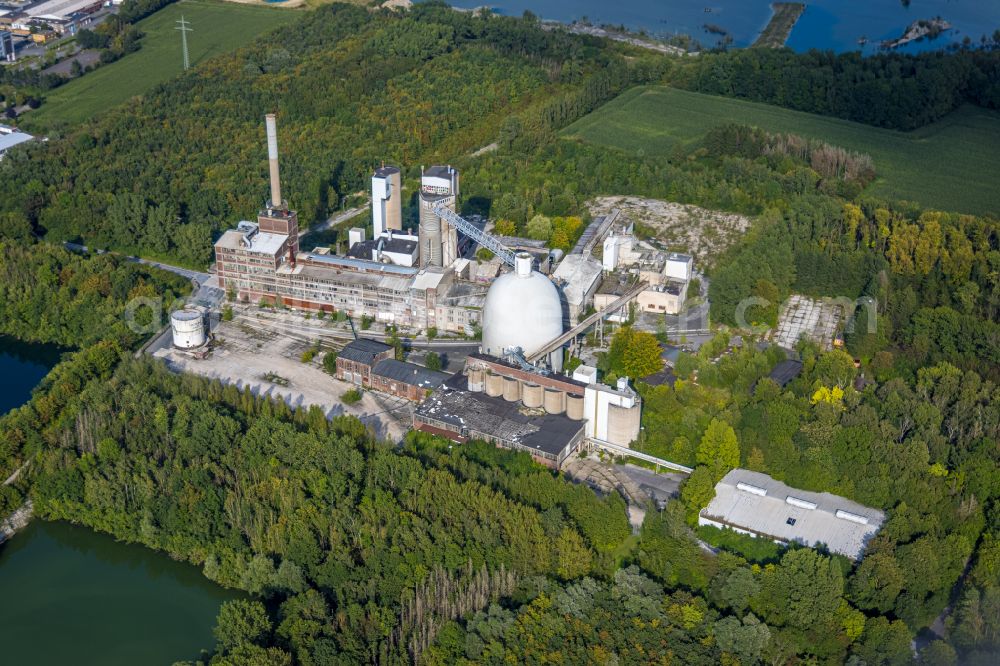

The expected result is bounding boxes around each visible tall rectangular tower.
[418,165,459,267]
[371,165,402,237]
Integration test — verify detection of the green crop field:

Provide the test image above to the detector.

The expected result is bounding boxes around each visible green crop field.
[561,86,1000,216]
[25,0,300,129]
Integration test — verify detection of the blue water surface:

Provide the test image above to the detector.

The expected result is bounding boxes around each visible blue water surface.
[440,0,1000,53]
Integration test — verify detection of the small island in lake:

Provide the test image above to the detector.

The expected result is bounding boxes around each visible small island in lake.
[882,17,952,49]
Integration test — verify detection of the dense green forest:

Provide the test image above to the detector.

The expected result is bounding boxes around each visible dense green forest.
[2,342,994,664]
[669,47,1000,131]
[0,242,189,348]
[631,330,1000,660]
[0,3,663,265]
[0,243,188,482]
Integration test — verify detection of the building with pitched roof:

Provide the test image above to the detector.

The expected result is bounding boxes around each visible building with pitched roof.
[371,358,448,401]
[335,338,393,387]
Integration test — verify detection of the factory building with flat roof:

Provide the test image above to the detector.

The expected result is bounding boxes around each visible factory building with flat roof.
[413,353,641,467]
[0,124,33,157]
[213,118,486,333]
[414,372,585,469]
[699,469,885,560]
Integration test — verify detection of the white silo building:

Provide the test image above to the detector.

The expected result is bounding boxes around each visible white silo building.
[170,309,206,349]
[481,253,563,371]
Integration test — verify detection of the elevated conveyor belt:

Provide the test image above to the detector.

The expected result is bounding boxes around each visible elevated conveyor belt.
[433,205,516,267]
[526,279,648,363]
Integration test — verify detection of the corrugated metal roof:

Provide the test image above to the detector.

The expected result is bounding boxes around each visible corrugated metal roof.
[339,338,392,365]
[0,130,33,153]
[304,252,418,276]
[373,358,448,388]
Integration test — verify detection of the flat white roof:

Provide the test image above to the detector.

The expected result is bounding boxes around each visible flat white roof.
[553,255,603,305]
[26,0,100,19]
[0,130,33,153]
[700,469,884,560]
[215,229,287,256]
[411,269,447,291]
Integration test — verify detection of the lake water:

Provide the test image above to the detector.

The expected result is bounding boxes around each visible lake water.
[0,521,239,665]
[0,335,64,415]
[443,0,1000,54]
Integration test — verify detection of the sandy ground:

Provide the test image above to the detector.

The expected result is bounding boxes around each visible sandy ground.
[152,317,410,442]
[587,196,752,267]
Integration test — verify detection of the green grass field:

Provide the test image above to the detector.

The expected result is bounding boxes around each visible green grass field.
[561,86,1000,216]
[25,0,300,129]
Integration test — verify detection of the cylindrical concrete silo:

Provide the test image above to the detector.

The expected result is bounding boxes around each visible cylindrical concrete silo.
[502,376,521,402]
[171,309,205,349]
[565,393,585,421]
[467,366,485,392]
[485,371,504,397]
[543,388,565,414]
[419,207,442,267]
[521,383,543,408]
[607,404,641,446]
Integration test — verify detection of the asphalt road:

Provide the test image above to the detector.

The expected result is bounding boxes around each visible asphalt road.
[132,257,211,286]
[299,204,368,241]
[616,463,684,508]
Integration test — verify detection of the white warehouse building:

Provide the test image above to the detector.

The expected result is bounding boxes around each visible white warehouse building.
[699,469,885,560]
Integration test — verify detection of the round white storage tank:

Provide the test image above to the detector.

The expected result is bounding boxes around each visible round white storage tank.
[482,253,563,371]
[171,309,205,349]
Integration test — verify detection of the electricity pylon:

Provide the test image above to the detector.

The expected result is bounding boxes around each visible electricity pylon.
[176,16,192,70]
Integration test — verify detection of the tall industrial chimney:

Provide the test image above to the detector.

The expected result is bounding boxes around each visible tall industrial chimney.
[265,113,283,209]
[256,112,299,259]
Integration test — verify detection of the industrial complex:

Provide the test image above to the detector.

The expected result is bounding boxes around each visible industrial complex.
[159,114,891,559]
[203,114,692,464]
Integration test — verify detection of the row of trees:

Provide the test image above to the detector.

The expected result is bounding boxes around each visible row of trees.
[669,47,1000,130]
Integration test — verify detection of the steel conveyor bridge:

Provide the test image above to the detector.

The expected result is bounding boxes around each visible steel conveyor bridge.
[526,280,649,363]
[433,205,516,267]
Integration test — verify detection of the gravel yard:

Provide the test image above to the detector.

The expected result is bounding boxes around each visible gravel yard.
[586,196,752,267]
[151,317,409,442]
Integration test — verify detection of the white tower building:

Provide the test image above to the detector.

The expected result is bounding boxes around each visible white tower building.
[371,165,402,237]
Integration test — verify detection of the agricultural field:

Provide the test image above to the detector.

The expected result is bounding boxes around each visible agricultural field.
[24,0,300,129]
[561,85,1000,216]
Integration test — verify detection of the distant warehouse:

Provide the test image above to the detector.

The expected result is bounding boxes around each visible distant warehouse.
[0,125,33,158]
[26,0,104,22]
[699,469,884,560]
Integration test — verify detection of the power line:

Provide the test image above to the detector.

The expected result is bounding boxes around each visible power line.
[176,15,193,70]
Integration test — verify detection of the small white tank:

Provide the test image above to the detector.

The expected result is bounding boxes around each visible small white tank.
[171,309,205,349]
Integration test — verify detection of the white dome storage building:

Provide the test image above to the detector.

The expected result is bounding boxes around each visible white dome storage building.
[171,309,206,349]
[481,253,563,371]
